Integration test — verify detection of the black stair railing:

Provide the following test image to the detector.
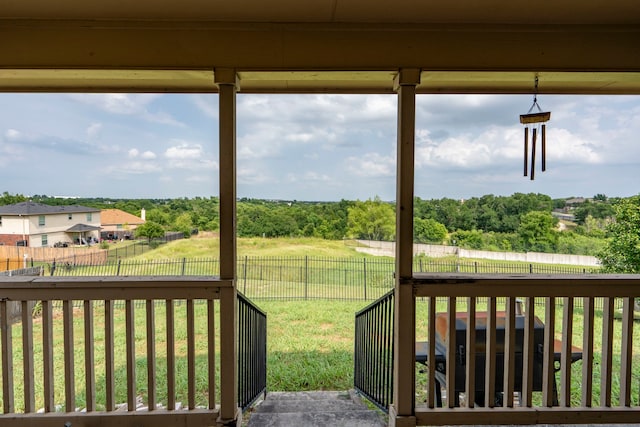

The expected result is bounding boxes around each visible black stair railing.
[237,291,267,411]
[354,289,394,412]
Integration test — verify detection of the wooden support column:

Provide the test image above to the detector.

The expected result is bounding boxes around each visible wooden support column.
[215,68,241,426]
[390,68,420,427]
[217,67,238,282]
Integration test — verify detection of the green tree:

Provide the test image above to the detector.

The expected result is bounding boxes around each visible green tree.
[575,214,609,238]
[135,221,165,242]
[146,208,171,226]
[598,196,640,273]
[517,211,558,252]
[574,200,614,224]
[449,229,484,249]
[414,218,447,243]
[347,196,395,241]
[0,191,27,206]
[173,212,194,238]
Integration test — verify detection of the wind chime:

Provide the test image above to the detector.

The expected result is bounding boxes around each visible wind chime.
[520,76,551,180]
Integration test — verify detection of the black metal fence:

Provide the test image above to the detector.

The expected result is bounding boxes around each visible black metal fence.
[354,289,394,412]
[46,256,602,301]
[104,236,184,262]
[237,291,267,411]
[49,257,220,277]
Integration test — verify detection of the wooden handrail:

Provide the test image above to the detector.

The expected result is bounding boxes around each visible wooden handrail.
[413,274,640,298]
[0,276,232,300]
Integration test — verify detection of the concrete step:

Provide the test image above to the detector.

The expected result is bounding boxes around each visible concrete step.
[247,410,386,427]
[255,398,366,413]
[263,390,356,401]
[246,390,386,427]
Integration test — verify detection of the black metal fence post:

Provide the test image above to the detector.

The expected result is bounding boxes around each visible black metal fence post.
[304,256,308,300]
[363,258,367,300]
[243,256,248,295]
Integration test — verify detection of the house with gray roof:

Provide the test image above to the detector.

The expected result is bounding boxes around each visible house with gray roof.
[0,202,101,247]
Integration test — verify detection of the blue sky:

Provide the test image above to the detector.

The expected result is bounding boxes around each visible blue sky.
[0,93,638,201]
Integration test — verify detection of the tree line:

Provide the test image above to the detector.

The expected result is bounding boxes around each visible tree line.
[2,191,636,271]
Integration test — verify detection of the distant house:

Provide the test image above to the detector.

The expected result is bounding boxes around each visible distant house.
[100,208,145,240]
[565,197,587,206]
[0,202,101,247]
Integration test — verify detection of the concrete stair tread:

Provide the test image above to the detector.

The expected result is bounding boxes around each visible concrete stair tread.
[262,390,355,401]
[247,410,386,427]
[246,390,386,427]
[255,398,367,413]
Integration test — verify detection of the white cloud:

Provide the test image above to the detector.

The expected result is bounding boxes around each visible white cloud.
[1,92,639,200]
[345,152,395,177]
[285,132,315,143]
[186,174,213,183]
[67,94,184,126]
[5,129,22,140]
[165,142,203,160]
[238,167,273,185]
[545,127,602,164]
[414,123,603,171]
[128,148,157,160]
[237,94,395,162]
[103,161,162,175]
[69,94,155,115]
[86,122,102,138]
[192,95,218,118]
[415,125,508,169]
[164,141,217,170]
[286,171,331,183]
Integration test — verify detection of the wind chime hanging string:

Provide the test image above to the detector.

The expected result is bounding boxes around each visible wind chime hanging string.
[520,76,550,180]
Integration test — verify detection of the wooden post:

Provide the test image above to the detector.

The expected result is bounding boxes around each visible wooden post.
[390,68,419,427]
[216,68,241,425]
[63,300,75,412]
[84,300,96,412]
[0,300,14,413]
[42,300,54,412]
[146,300,156,411]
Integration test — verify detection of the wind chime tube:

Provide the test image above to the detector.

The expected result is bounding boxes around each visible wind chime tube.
[524,127,529,176]
[531,127,537,181]
[541,124,546,172]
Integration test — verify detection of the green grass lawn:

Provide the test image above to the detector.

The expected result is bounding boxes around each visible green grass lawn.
[259,300,364,391]
[132,237,377,260]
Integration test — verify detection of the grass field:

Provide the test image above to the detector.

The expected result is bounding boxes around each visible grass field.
[132,236,375,260]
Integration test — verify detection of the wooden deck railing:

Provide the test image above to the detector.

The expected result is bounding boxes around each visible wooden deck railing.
[0,276,235,426]
[411,274,640,426]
